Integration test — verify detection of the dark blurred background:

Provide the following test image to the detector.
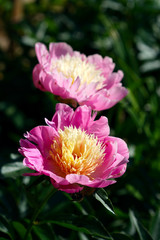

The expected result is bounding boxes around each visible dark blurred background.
[0,0,160,239]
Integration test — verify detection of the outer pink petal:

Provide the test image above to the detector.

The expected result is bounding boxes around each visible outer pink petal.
[35,42,49,65]
[39,70,72,96]
[23,172,42,176]
[90,140,118,179]
[100,137,129,179]
[49,42,73,58]
[107,136,129,159]
[109,164,127,179]
[85,179,116,188]
[81,90,111,111]
[48,103,110,139]
[108,85,128,102]
[41,168,69,185]
[72,51,87,61]
[19,135,70,185]
[104,71,123,89]
[101,57,115,79]
[70,105,92,130]
[66,174,116,188]
[24,126,58,157]
[87,54,103,65]
[19,139,45,172]
[32,64,47,91]
[76,82,99,102]
[87,116,110,140]
[51,103,74,130]
[82,85,128,111]
[50,179,83,193]
[101,156,128,179]
[90,136,129,180]
[87,55,115,80]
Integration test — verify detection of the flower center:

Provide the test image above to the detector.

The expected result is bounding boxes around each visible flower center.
[49,126,105,176]
[51,54,105,88]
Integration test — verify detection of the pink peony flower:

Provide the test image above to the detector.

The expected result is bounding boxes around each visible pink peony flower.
[33,42,128,111]
[19,103,129,193]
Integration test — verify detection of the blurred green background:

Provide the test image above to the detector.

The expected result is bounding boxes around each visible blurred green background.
[0,0,160,239]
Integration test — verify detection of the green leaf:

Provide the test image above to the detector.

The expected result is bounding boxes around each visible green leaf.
[33,224,57,240]
[12,222,32,240]
[93,188,115,215]
[129,210,153,240]
[41,214,112,239]
[0,217,9,235]
[150,209,160,240]
[0,215,14,240]
[1,162,31,178]
[0,238,10,240]
[111,232,134,240]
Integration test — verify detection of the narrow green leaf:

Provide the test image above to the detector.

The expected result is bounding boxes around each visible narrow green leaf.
[0,218,8,235]
[1,162,31,178]
[33,224,57,240]
[24,188,57,240]
[129,210,153,240]
[150,209,160,240]
[111,232,133,240]
[0,238,10,240]
[0,215,14,240]
[41,214,112,239]
[94,188,115,215]
[12,222,32,240]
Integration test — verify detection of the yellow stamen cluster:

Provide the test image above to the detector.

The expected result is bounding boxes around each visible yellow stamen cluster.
[51,54,105,88]
[49,126,105,176]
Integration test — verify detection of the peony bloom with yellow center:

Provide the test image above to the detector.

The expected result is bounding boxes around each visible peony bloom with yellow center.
[50,126,105,176]
[19,104,129,193]
[33,42,128,111]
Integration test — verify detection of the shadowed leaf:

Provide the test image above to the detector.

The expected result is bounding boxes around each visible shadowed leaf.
[94,188,115,215]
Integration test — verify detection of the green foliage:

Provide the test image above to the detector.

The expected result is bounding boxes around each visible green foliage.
[94,188,115,215]
[129,210,153,240]
[0,0,160,239]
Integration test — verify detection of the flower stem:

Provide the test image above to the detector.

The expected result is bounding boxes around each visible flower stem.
[24,187,57,240]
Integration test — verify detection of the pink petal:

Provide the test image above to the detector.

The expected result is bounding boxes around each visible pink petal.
[109,164,127,178]
[20,141,44,172]
[32,64,46,91]
[81,90,112,111]
[50,179,83,193]
[91,140,118,179]
[35,42,49,66]
[104,71,124,89]
[25,126,58,157]
[107,136,129,159]
[70,105,92,130]
[66,174,116,188]
[51,103,74,130]
[87,54,103,65]
[23,172,42,176]
[49,42,73,58]
[108,85,128,102]
[87,116,110,140]
[70,77,81,92]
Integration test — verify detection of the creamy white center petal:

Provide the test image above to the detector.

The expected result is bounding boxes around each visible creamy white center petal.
[49,126,105,176]
[51,54,105,88]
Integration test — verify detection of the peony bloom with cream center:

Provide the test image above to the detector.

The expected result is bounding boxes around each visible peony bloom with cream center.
[19,103,129,193]
[51,54,105,88]
[33,42,128,111]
